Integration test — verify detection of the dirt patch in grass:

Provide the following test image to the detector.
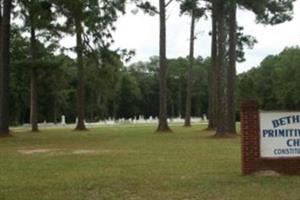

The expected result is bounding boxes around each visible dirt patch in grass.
[17,148,134,155]
[18,148,61,155]
[254,170,281,177]
[72,149,135,155]
[72,150,97,155]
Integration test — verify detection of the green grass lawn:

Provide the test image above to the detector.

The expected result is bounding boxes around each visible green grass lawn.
[0,124,300,200]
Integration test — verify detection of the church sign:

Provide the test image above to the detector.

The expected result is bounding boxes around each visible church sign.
[241,101,300,175]
[260,112,300,158]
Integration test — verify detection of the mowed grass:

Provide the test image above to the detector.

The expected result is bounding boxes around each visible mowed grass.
[0,124,300,200]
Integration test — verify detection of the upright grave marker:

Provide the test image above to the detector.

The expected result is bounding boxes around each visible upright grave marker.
[241,101,300,175]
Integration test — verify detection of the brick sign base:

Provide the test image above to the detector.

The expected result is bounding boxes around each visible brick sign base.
[241,101,300,175]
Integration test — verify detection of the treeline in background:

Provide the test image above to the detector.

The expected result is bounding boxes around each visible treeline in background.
[0,0,297,135]
[10,27,210,125]
[9,23,300,125]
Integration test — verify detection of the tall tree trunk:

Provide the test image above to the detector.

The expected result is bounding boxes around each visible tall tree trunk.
[215,1,228,136]
[0,0,2,85]
[0,0,2,51]
[157,0,171,132]
[171,102,174,118]
[75,15,87,131]
[184,10,195,127]
[178,80,182,117]
[207,2,218,130]
[30,25,39,132]
[227,2,237,134]
[0,0,11,136]
[53,98,57,124]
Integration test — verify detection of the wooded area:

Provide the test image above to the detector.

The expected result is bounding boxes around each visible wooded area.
[0,0,297,136]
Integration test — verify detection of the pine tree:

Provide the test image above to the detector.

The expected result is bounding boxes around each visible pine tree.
[54,0,126,131]
[18,0,56,132]
[180,0,205,127]
[0,0,12,136]
[157,0,171,132]
[227,0,237,134]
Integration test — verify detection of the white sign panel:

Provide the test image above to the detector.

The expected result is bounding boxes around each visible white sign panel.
[260,111,300,158]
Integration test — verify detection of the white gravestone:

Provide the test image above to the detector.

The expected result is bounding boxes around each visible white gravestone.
[61,115,66,126]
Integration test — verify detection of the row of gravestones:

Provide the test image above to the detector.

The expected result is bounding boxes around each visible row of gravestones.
[22,115,208,128]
